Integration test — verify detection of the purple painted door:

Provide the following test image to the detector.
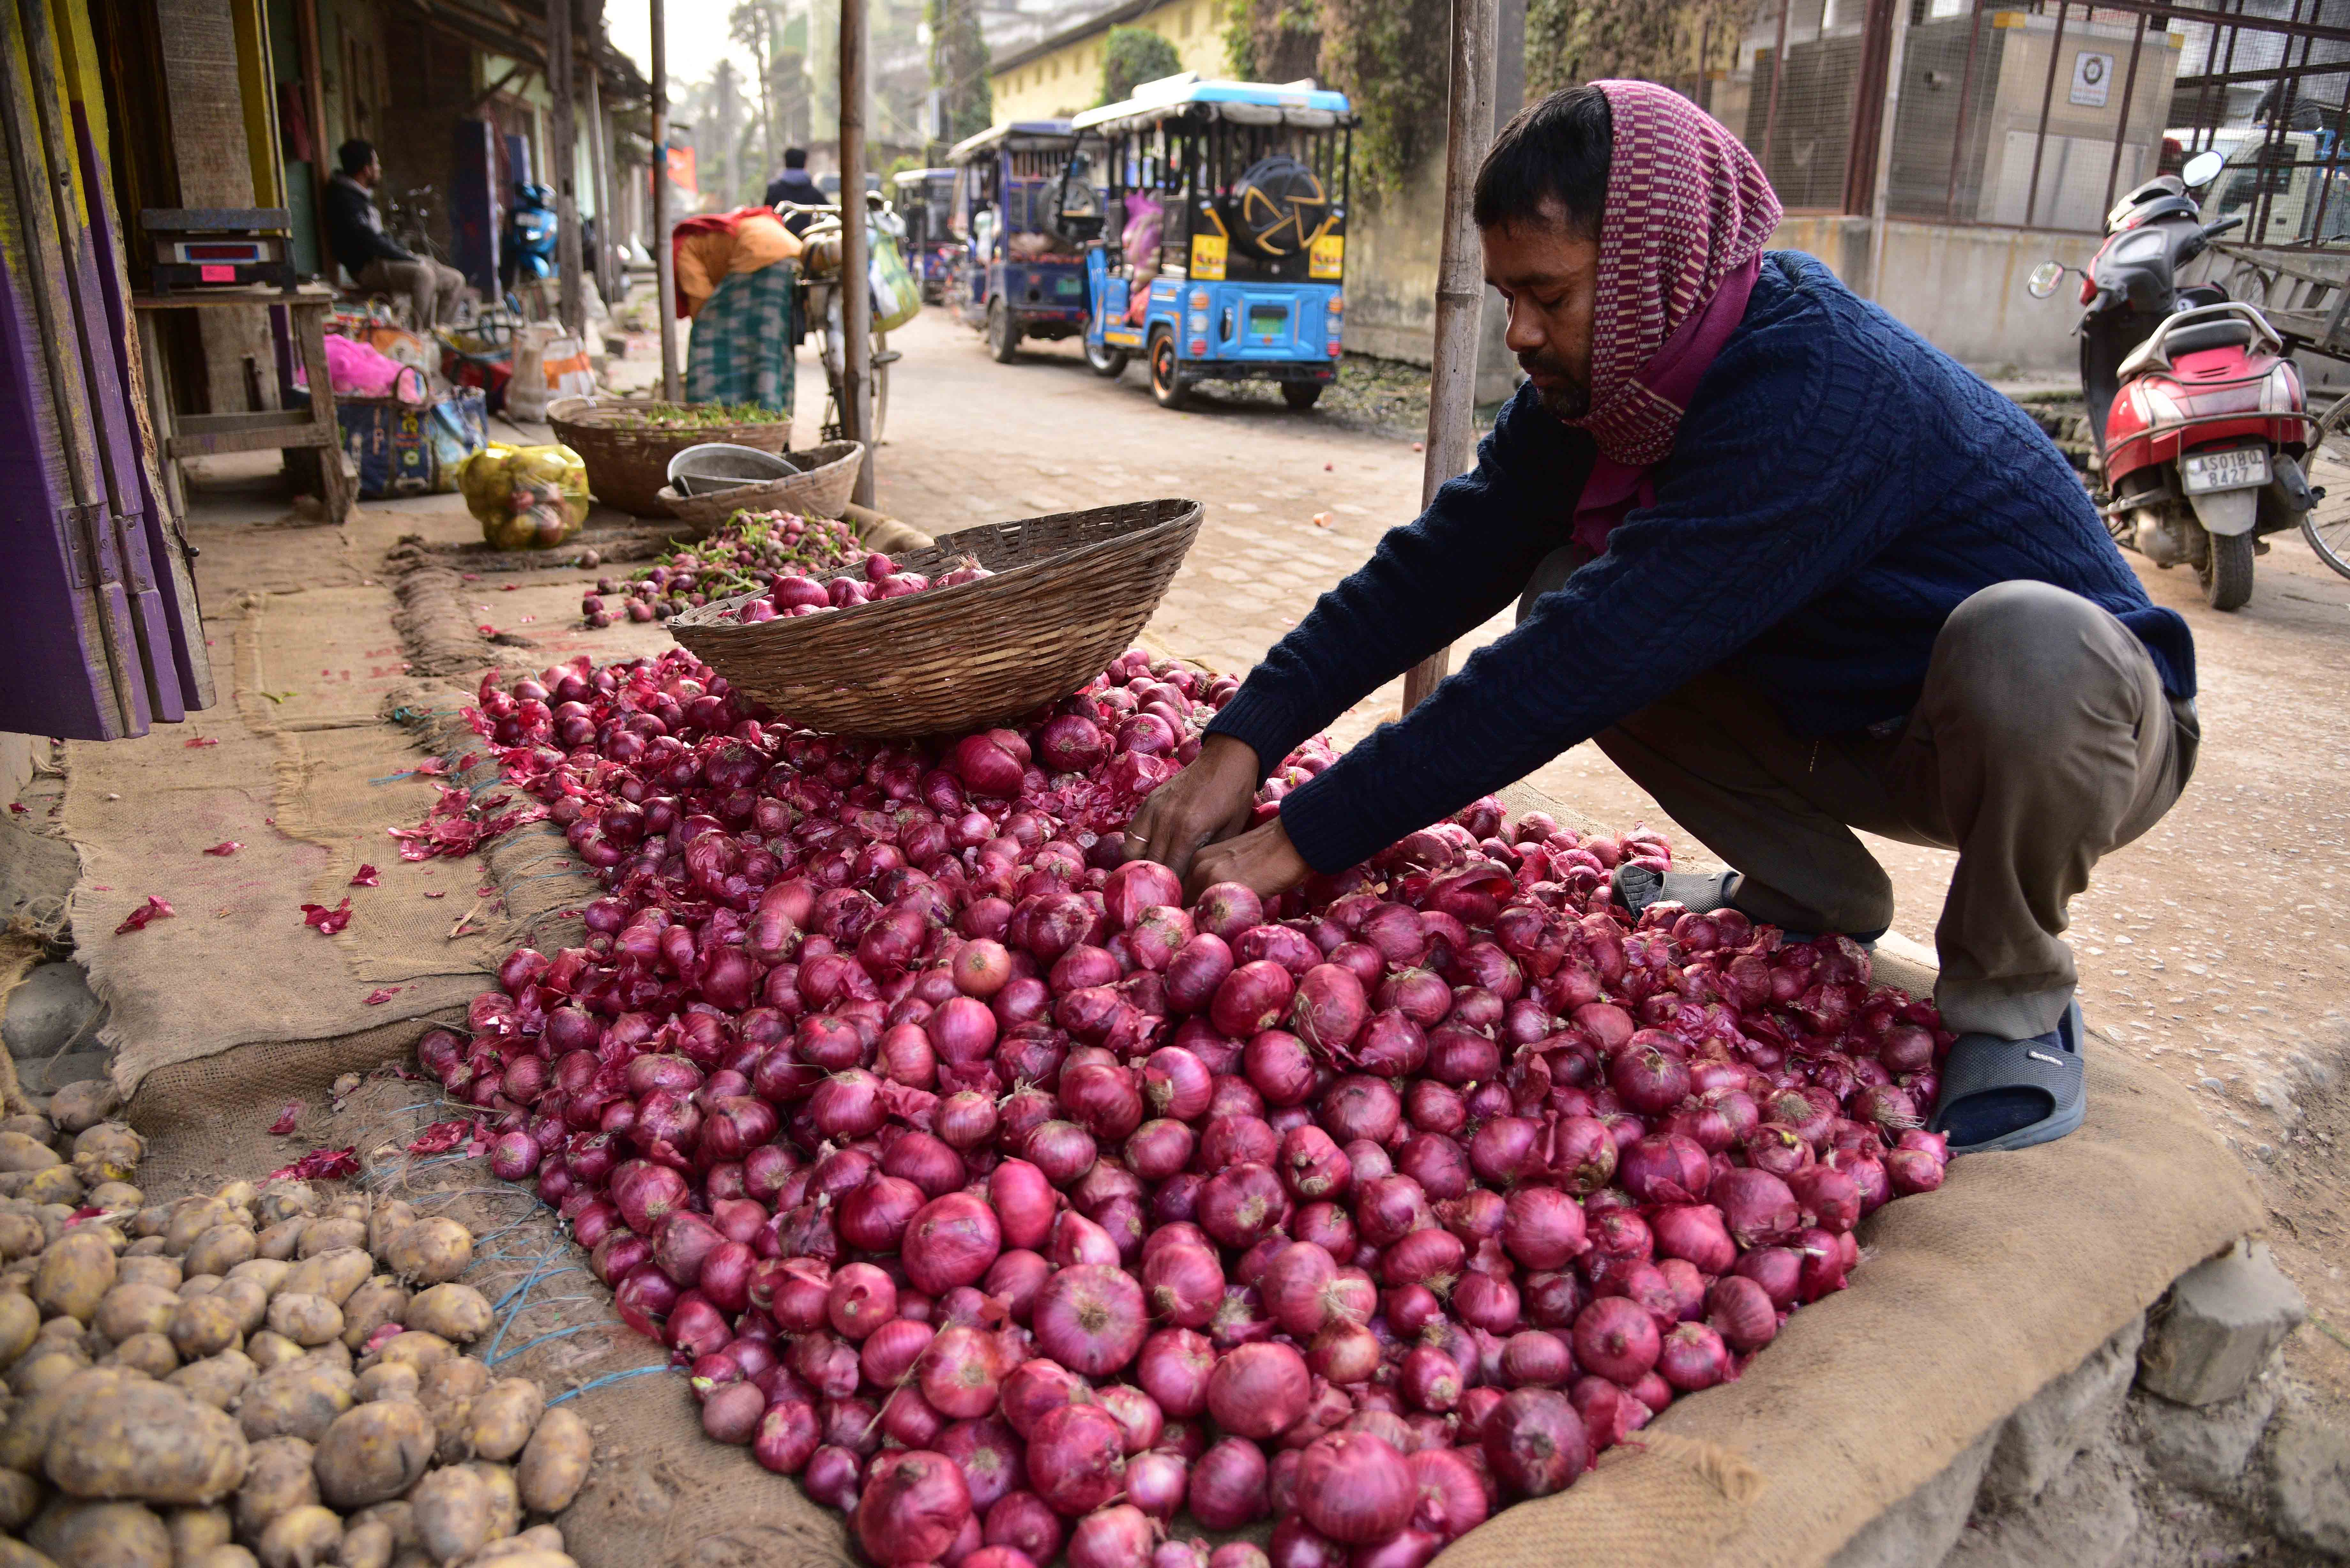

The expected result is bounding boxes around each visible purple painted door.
[0,0,212,738]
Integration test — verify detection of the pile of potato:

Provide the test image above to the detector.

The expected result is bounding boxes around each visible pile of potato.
[0,1099,595,1568]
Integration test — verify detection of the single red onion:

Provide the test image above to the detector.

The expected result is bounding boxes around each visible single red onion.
[1025,1401,1128,1517]
[1126,1450,1189,1519]
[1069,1504,1156,1568]
[1134,1327,1214,1420]
[1189,1435,1271,1530]
[903,1191,1004,1296]
[753,1401,822,1474]
[1207,1342,1311,1439]
[1480,1388,1589,1499]
[1032,1264,1147,1376]
[985,1492,1063,1565]
[1571,1296,1661,1386]
[1405,1447,1489,1541]
[855,1449,974,1565]
[1142,1242,1225,1329]
[1295,1430,1414,1545]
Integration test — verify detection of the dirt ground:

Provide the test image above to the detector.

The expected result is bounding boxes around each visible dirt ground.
[791,305,2350,1409]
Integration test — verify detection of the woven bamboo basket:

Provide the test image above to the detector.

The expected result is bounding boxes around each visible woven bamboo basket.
[654,441,868,533]
[670,498,1204,735]
[547,397,791,517]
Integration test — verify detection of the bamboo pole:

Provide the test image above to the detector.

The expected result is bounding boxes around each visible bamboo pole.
[840,0,874,506]
[1400,0,1498,714]
[652,0,680,400]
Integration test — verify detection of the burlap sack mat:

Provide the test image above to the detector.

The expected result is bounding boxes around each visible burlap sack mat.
[67,588,502,1094]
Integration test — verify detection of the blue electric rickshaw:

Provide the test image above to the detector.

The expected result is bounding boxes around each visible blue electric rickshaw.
[1067,75,1355,409]
[891,168,959,303]
[946,120,1109,362]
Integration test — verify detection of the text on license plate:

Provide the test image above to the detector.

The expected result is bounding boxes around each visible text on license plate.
[2182,448,2270,494]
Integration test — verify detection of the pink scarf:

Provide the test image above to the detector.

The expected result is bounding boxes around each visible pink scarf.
[1565,82,1782,555]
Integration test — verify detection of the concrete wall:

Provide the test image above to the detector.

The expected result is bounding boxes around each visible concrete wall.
[1345,161,1523,405]
[1772,215,2104,377]
[1346,200,2104,386]
[989,0,1227,124]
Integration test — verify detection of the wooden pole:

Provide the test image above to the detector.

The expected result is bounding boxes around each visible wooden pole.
[1400,0,1497,714]
[652,0,680,400]
[550,0,584,336]
[585,42,617,307]
[840,0,874,505]
[295,0,332,277]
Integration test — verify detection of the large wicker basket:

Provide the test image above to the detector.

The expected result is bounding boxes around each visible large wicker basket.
[655,441,868,533]
[670,499,1204,735]
[547,397,791,517]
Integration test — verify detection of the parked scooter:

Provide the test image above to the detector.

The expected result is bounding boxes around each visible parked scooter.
[2028,149,2317,610]
[502,181,558,306]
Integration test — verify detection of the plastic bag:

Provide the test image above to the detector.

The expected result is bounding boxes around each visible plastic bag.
[305,333,408,399]
[507,324,596,421]
[869,226,923,333]
[459,442,592,550]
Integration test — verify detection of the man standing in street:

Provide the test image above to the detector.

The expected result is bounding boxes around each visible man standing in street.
[325,140,466,330]
[765,147,827,234]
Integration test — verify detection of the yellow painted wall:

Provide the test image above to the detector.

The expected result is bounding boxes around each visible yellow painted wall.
[987,0,1226,124]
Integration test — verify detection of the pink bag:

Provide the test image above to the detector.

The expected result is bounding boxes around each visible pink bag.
[299,333,413,401]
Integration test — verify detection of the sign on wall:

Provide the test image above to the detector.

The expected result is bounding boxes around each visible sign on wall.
[2070,51,2114,108]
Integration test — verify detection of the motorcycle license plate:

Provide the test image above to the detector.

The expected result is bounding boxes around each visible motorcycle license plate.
[2182,448,2270,494]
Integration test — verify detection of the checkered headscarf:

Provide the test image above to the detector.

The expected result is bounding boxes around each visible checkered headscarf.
[1567,81,1782,466]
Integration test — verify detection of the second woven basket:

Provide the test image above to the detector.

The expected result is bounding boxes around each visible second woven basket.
[670,498,1203,735]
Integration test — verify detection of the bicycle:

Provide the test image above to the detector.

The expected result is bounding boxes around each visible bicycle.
[2302,391,2350,577]
[775,198,902,445]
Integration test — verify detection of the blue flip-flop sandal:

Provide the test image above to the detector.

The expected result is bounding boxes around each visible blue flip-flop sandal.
[1927,999,2087,1156]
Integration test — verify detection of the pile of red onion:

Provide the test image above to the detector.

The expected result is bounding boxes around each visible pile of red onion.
[716,551,995,626]
[433,643,1952,1568]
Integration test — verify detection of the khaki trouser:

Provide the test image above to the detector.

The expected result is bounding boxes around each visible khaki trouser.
[358,257,466,332]
[1591,581,2198,1039]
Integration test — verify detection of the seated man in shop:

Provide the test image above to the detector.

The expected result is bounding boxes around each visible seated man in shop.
[325,140,466,331]
[1124,81,2200,1158]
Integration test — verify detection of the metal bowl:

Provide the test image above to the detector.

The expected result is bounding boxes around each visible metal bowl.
[667,442,801,497]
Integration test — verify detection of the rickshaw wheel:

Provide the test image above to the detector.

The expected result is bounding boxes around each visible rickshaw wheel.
[1086,336,1130,378]
[1282,381,1324,410]
[1150,332,1190,410]
[988,298,1021,363]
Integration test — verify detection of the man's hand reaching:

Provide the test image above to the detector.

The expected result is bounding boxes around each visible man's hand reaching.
[1186,816,1311,903]
[1121,734,1265,887]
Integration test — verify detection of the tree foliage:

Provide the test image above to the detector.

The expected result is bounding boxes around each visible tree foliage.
[1523,0,1740,100]
[1220,0,1319,85]
[926,0,994,143]
[1099,26,1183,107]
[1316,0,1448,199]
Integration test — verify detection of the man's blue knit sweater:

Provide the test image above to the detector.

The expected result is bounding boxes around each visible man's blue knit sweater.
[1203,251,2197,874]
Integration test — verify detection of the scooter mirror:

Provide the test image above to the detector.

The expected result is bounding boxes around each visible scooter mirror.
[2182,149,2225,190]
[2026,260,2066,300]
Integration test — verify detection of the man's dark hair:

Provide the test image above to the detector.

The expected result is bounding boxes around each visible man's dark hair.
[338,139,375,176]
[784,147,809,169]
[1473,86,1611,237]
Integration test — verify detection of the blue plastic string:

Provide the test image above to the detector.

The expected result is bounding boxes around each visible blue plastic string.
[546,1364,666,1404]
